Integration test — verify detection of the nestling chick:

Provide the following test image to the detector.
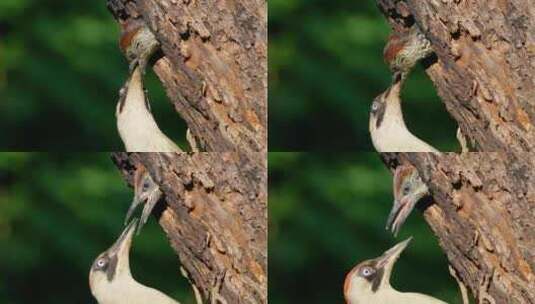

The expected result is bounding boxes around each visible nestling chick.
[384,26,433,83]
[120,21,160,73]
[124,165,163,234]
[386,165,430,236]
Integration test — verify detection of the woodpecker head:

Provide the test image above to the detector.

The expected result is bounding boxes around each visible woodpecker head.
[383,26,433,83]
[89,219,138,299]
[369,77,403,131]
[344,238,412,304]
[119,20,160,73]
[125,165,162,233]
[386,165,429,236]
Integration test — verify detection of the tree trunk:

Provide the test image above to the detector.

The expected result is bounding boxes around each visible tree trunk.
[376,0,535,153]
[107,0,267,153]
[381,152,535,304]
[112,152,267,304]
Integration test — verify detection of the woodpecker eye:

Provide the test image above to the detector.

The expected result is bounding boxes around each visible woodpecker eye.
[95,258,108,269]
[371,101,380,113]
[360,266,375,277]
[402,184,411,195]
[142,180,150,191]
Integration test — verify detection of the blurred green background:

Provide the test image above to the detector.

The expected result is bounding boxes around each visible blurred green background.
[269,0,458,151]
[0,153,195,304]
[0,2,186,150]
[269,153,460,303]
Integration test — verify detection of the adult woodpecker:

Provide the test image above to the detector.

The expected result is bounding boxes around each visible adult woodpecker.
[386,165,430,236]
[89,219,180,304]
[124,165,163,234]
[116,21,181,152]
[384,25,433,83]
[344,238,447,304]
[369,78,439,152]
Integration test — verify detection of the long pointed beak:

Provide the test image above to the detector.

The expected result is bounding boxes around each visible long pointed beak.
[129,58,140,73]
[138,188,162,234]
[125,195,142,225]
[386,198,403,231]
[376,237,412,280]
[392,71,403,85]
[386,197,411,237]
[109,218,138,257]
[386,186,429,236]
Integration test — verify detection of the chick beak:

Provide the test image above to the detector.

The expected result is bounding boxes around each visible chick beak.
[124,167,147,226]
[138,187,162,233]
[386,186,428,236]
[376,237,412,280]
[125,194,143,225]
[386,198,403,233]
[386,196,412,237]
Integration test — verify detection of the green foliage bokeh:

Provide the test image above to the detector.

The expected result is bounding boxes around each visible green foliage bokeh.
[269,153,461,303]
[269,0,458,151]
[0,153,194,304]
[0,1,186,150]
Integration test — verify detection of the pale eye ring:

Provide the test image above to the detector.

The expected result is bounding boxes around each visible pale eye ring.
[96,258,107,268]
[361,267,374,277]
[371,102,379,112]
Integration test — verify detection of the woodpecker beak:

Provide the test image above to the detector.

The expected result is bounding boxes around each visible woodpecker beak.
[376,237,412,280]
[386,184,428,236]
[129,59,140,73]
[110,218,138,258]
[125,193,143,226]
[389,73,404,96]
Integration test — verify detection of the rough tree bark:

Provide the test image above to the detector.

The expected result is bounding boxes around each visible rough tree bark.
[381,153,535,304]
[112,152,267,303]
[107,0,267,153]
[377,0,535,153]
